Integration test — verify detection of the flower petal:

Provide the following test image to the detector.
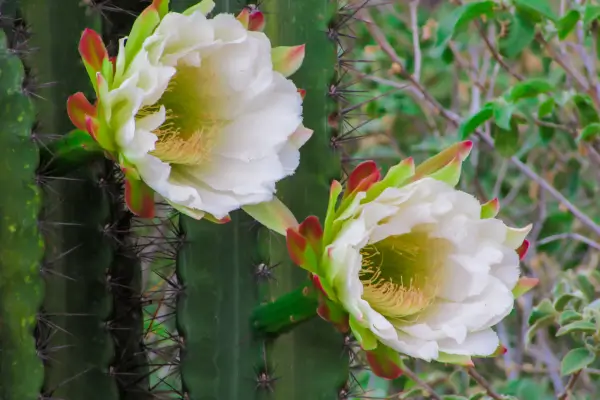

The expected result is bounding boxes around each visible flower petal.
[242,197,298,235]
[124,3,162,66]
[512,277,539,298]
[183,0,215,16]
[124,173,156,218]
[437,328,499,357]
[365,157,415,201]
[248,9,266,32]
[365,344,403,380]
[271,45,306,78]
[412,140,473,180]
[345,161,381,197]
[481,198,500,219]
[505,224,533,249]
[67,92,96,132]
[236,7,251,28]
[286,227,308,266]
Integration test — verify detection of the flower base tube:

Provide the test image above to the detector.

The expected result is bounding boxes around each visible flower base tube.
[251,280,319,336]
[39,129,104,176]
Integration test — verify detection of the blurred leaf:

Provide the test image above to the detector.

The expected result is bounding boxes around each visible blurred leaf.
[538,116,557,145]
[560,348,595,376]
[558,310,583,325]
[506,78,554,102]
[514,0,558,22]
[492,118,520,157]
[572,93,599,126]
[538,98,555,117]
[578,122,600,142]
[442,396,469,400]
[436,1,496,48]
[459,103,494,139]
[529,299,556,325]
[556,10,580,40]
[500,10,536,58]
[449,370,469,394]
[493,101,516,130]
[583,4,600,28]
[502,378,554,400]
[576,274,596,302]
[468,394,488,400]
[556,320,597,336]
[527,313,556,343]
[517,378,548,399]
[554,294,580,312]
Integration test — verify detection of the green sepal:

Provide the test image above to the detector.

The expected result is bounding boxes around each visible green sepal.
[349,315,378,351]
[183,0,215,16]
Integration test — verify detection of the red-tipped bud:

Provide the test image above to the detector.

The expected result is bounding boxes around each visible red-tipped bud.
[248,9,266,31]
[79,28,108,72]
[516,239,530,260]
[67,92,96,131]
[286,228,307,266]
[345,161,381,196]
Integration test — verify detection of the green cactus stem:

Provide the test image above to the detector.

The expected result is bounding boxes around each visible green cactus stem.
[21,0,119,398]
[259,0,350,398]
[0,29,45,400]
[172,2,266,399]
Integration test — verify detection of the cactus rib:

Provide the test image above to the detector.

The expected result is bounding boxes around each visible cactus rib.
[0,28,44,400]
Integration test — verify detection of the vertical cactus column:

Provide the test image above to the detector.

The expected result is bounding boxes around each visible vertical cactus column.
[262,0,349,400]
[260,0,350,398]
[21,0,119,398]
[101,1,154,396]
[172,2,261,399]
[0,29,45,400]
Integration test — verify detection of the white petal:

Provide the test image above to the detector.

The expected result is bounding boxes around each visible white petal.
[179,154,285,196]
[330,245,365,318]
[289,125,313,148]
[491,248,521,289]
[215,88,302,160]
[210,14,249,45]
[135,155,200,207]
[277,142,300,175]
[437,328,499,357]
[332,218,369,248]
[359,202,399,230]
[137,105,166,131]
[381,331,440,361]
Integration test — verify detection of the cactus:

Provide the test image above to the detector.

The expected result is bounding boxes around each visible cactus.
[21,0,120,398]
[0,0,356,398]
[257,0,350,398]
[171,1,262,398]
[0,28,44,400]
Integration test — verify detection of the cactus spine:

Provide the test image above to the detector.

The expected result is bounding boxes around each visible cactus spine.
[0,27,44,400]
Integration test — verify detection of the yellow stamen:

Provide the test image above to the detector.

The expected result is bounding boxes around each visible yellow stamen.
[136,64,226,166]
[359,229,452,319]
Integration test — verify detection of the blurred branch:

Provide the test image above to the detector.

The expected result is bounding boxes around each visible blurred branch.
[558,370,582,400]
[399,363,443,400]
[466,367,503,400]
[409,0,421,82]
[537,233,600,251]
